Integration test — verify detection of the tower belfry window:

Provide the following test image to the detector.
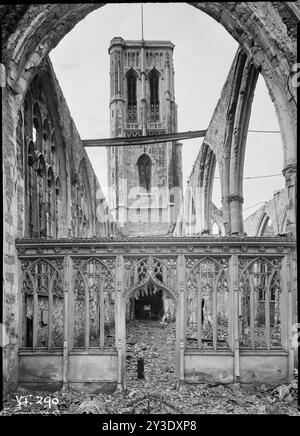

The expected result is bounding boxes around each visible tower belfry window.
[137,154,152,192]
[149,68,160,122]
[127,69,137,123]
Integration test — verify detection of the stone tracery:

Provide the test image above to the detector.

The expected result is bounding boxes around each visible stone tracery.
[1,3,297,394]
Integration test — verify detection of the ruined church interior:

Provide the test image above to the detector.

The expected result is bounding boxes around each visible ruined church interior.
[1,3,298,415]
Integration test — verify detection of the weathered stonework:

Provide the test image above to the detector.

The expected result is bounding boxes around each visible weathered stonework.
[108,38,183,235]
[2,54,119,396]
[1,2,297,395]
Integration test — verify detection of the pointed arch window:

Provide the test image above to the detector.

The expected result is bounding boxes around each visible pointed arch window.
[55,177,61,237]
[23,73,65,240]
[127,69,137,123]
[46,166,55,237]
[137,154,152,192]
[36,154,46,237]
[27,141,37,237]
[149,69,160,122]
[33,103,42,151]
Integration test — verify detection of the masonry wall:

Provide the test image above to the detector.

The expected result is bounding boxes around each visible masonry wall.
[2,55,119,396]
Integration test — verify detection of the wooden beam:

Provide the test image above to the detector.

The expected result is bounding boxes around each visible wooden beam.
[82,129,207,148]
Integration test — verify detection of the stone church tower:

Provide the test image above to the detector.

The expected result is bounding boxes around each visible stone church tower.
[108,37,183,236]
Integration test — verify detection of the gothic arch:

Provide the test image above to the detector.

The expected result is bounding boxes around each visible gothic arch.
[192,49,259,236]
[2,5,297,236]
[71,257,115,349]
[186,256,230,349]
[125,68,139,123]
[137,153,152,192]
[20,257,64,348]
[22,69,68,238]
[239,256,281,279]
[148,68,160,122]
[183,186,197,235]
[219,51,259,235]
[124,256,178,303]
[21,257,64,288]
[197,143,217,234]
[2,4,296,164]
[76,157,95,236]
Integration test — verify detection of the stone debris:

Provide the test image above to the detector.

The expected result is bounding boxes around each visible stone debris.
[1,320,299,415]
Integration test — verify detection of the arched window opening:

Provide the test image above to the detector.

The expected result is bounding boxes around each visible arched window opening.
[23,73,66,240]
[212,221,220,235]
[42,119,50,159]
[149,68,160,122]
[55,177,61,196]
[42,120,49,142]
[127,69,137,123]
[46,166,55,237]
[137,154,152,192]
[17,111,24,175]
[33,103,42,151]
[36,155,46,237]
[191,198,196,217]
[27,142,37,238]
[24,93,32,140]
[36,153,46,177]
[27,141,35,168]
[261,215,275,236]
[55,177,61,237]
[50,131,56,154]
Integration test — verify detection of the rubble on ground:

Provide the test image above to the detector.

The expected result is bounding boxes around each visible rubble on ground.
[1,320,298,415]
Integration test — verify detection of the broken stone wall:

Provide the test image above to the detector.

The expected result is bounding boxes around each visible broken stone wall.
[2,54,119,396]
[244,189,288,236]
[43,56,119,238]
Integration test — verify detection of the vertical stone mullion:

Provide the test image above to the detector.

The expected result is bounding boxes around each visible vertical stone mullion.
[115,255,125,389]
[265,269,271,351]
[176,254,186,388]
[48,279,53,351]
[196,274,202,349]
[18,261,24,348]
[230,254,240,382]
[33,264,38,350]
[63,255,72,390]
[213,272,217,350]
[250,280,255,350]
[280,256,288,351]
[281,254,294,381]
[85,274,89,350]
[99,276,105,350]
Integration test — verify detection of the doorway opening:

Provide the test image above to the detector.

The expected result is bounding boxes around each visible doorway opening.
[133,284,164,320]
[125,284,177,392]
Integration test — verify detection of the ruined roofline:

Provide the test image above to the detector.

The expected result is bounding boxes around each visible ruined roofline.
[109,37,174,52]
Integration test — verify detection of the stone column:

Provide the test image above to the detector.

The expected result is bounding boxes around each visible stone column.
[62,255,73,391]
[281,254,295,381]
[176,254,186,388]
[282,164,296,236]
[220,161,231,235]
[115,255,126,389]
[228,194,244,236]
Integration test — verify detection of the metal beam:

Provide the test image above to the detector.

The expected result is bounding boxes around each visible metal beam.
[82,129,207,147]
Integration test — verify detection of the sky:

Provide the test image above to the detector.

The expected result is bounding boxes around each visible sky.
[50,2,285,219]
